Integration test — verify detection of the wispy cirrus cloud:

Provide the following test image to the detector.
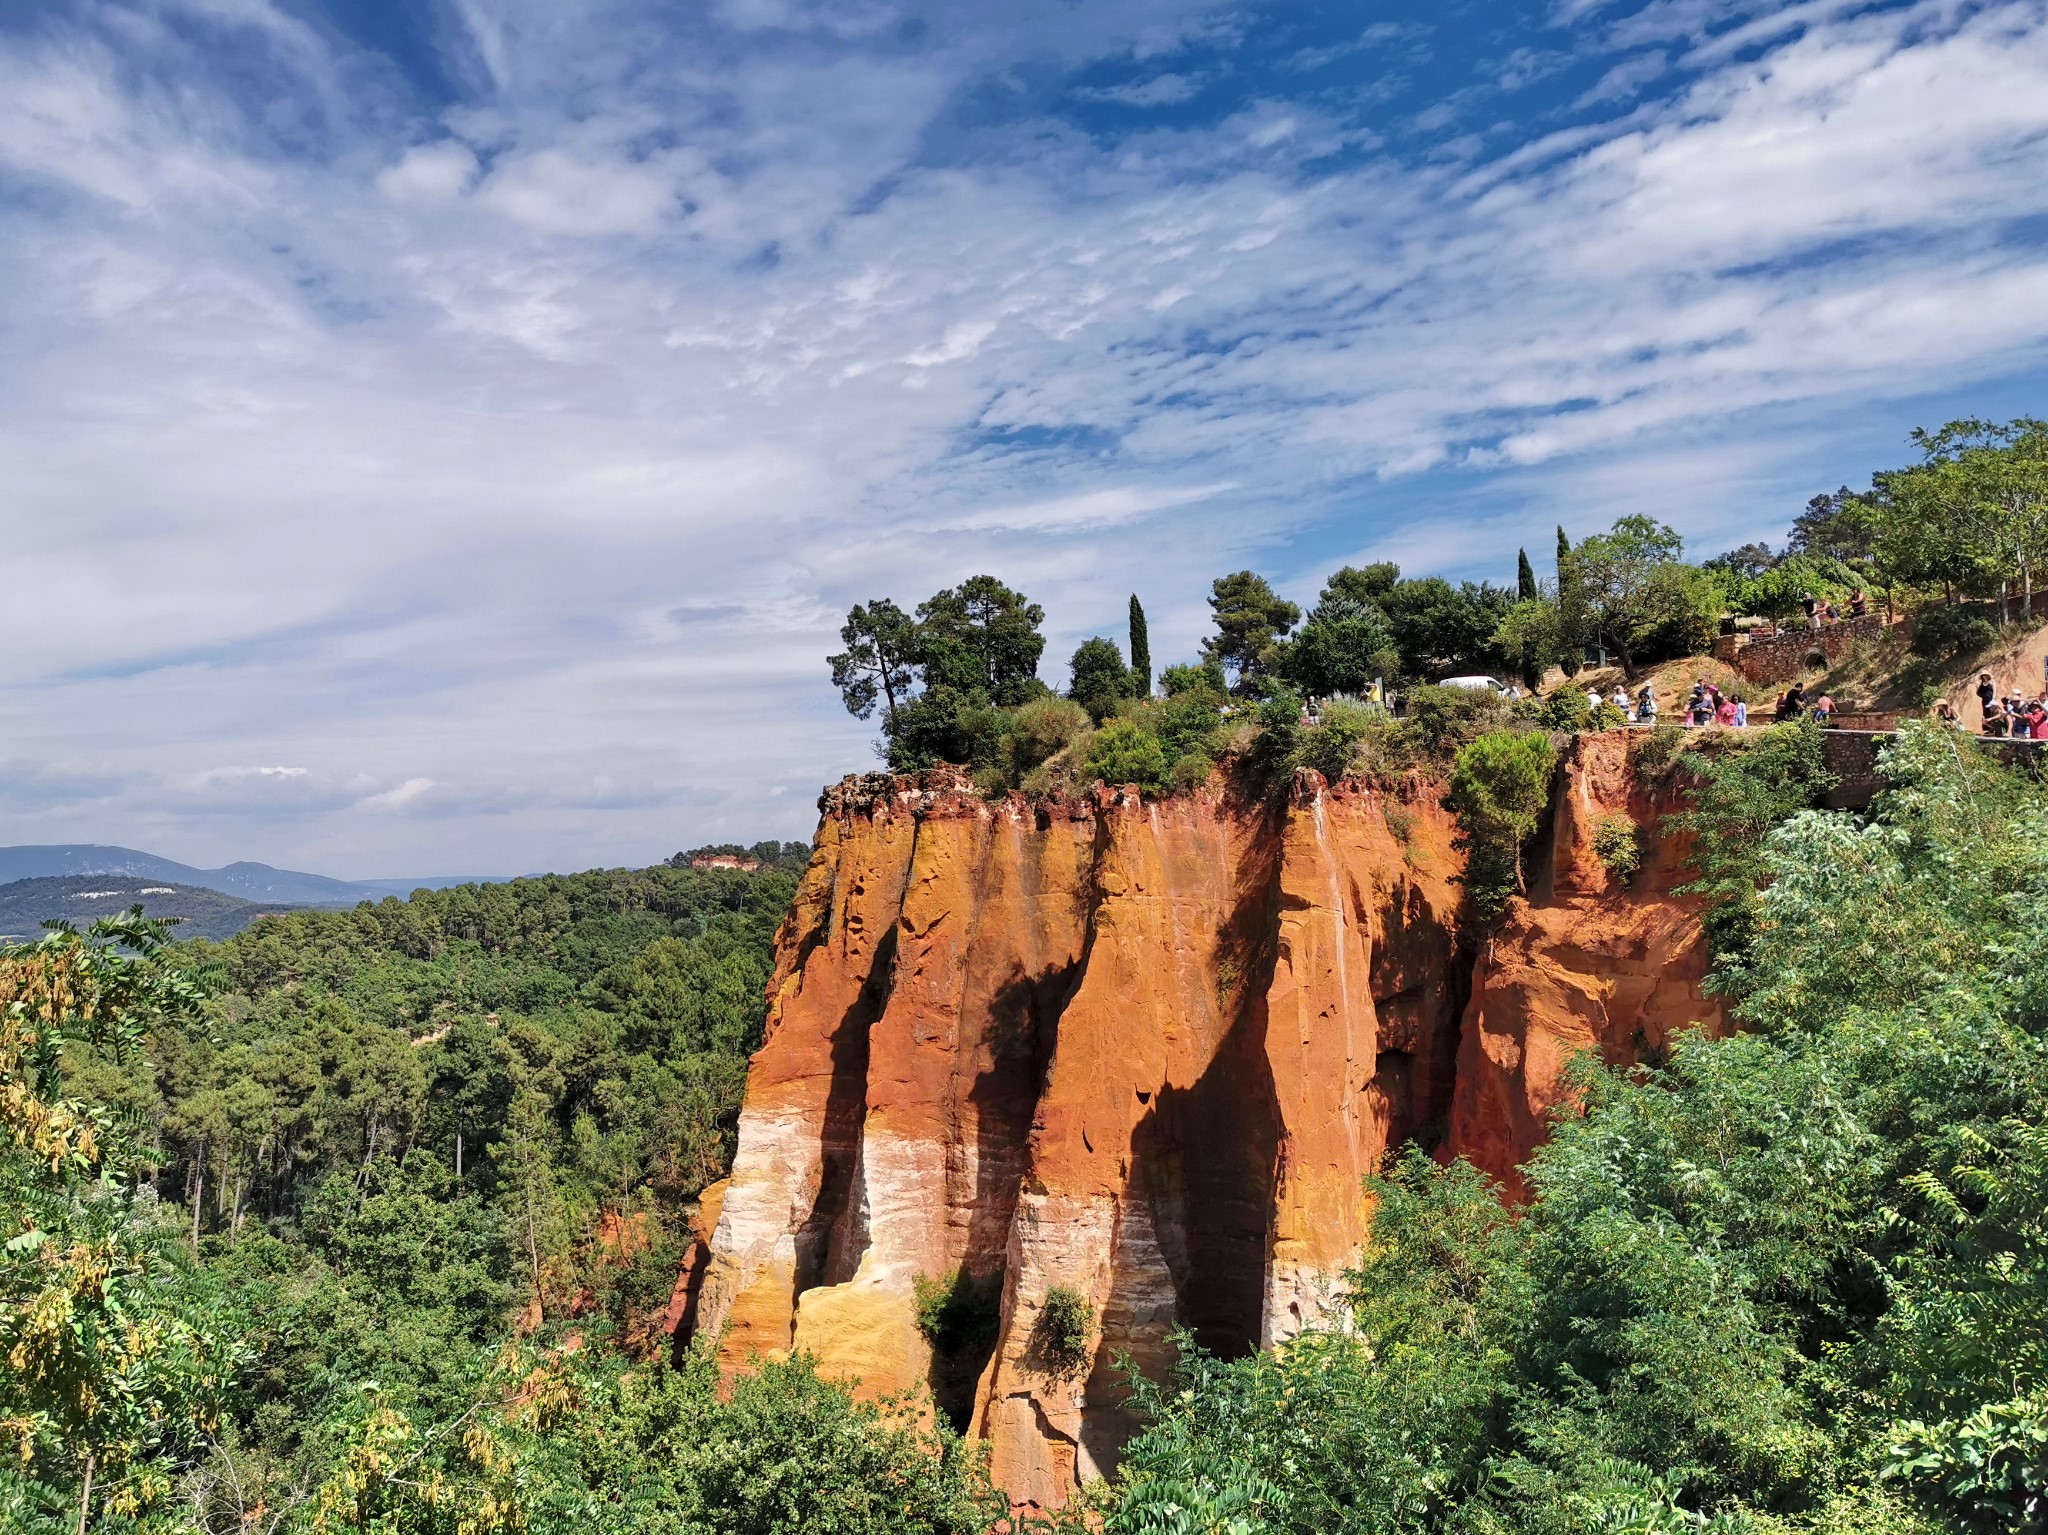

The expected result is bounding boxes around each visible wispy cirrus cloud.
[2,0,2046,874]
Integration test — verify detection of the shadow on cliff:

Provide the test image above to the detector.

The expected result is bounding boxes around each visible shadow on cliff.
[795,924,897,1291]
[1129,803,1286,1362]
[925,963,1079,1432]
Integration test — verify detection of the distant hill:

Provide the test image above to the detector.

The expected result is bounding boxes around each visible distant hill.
[0,876,301,944]
[0,846,511,907]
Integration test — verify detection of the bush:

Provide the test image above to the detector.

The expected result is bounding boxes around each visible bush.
[983,695,1097,794]
[1593,814,1644,884]
[1403,685,1511,759]
[1151,689,1228,763]
[1037,1286,1093,1379]
[1166,750,1215,793]
[1245,690,1306,773]
[1083,719,1169,792]
[1910,603,1999,662]
[1288,701,1378,781]
[1446,729,1558,922]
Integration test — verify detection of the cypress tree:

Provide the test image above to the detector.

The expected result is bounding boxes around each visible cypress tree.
[1555,526,1582,679]
[1517,548,1537,601]
[1128,594,1152,697]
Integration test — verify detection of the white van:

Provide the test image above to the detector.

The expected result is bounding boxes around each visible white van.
[1440,675,1511,695]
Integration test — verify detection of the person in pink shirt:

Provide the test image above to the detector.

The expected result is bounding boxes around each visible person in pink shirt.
[1716,697,1738,727]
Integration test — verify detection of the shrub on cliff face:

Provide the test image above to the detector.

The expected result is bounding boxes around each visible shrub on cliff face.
[1037,1286,1094,1379]
[1592,814,1644,884]
[1446,728,1559,920]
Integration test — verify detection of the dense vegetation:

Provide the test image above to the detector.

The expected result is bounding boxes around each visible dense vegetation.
[1083,724,2048,1533]
[11,418,2048,1532]
[829,415,2048,796]
[0,861,1002,1533]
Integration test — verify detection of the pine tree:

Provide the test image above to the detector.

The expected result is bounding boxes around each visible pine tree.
[1517,548,1537,601]
[1128,594,1152,697]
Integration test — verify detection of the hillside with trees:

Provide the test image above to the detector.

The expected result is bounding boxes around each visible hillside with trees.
[7,417,2048,1532]
[0,877,302,944]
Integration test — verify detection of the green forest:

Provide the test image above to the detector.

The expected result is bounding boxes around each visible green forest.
[7,419,2048,1533]
[12,726,2045,1533]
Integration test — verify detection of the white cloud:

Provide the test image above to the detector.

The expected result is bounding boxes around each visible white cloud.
[1077,72,1203,106]
[358,777,436,810]
[2,0,2047,873]
[940,482,1235,532]
[379,141,479,202]
[478,148,675,236]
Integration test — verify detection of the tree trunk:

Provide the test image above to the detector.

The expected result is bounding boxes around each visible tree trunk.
[76,1451,94,1535]
[1618,640,1637,682]
[191,1150,205,1248]
[455,1129,464,1181]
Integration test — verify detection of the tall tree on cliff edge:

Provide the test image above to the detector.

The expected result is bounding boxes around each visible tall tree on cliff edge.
[915,575,1047,706]
[828,598,919,729]
[1517,548,1537,601]
[1068,636,1132,723]
[1203,571,1301,695]
[1128,594,1152,698]
[1555,526,1584,678]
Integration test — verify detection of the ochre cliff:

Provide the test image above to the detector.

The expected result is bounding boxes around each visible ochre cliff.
[684,733,1721,1511]
[1447,732,1724,1200]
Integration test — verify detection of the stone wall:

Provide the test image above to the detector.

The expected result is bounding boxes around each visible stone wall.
[1714,613,1888,688]
[1819,727,2041,808]
[1819,731,1888,809]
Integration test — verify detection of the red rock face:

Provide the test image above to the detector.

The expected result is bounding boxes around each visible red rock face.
[687,738,1718,1511]
[1447,732,1724,1200]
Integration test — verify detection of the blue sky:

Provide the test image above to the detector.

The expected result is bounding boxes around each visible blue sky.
[4,0,2048,875]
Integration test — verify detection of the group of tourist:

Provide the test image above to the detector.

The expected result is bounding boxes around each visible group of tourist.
[1573,676,1842,729]
[1797,589,1870,630]
[1968,672,2048,737]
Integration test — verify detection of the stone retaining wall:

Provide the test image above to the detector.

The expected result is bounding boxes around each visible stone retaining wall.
[1713,613,1888,687]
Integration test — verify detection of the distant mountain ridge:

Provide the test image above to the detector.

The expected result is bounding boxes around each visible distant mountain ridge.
[0,845,507,907]
[0,876,300,943]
